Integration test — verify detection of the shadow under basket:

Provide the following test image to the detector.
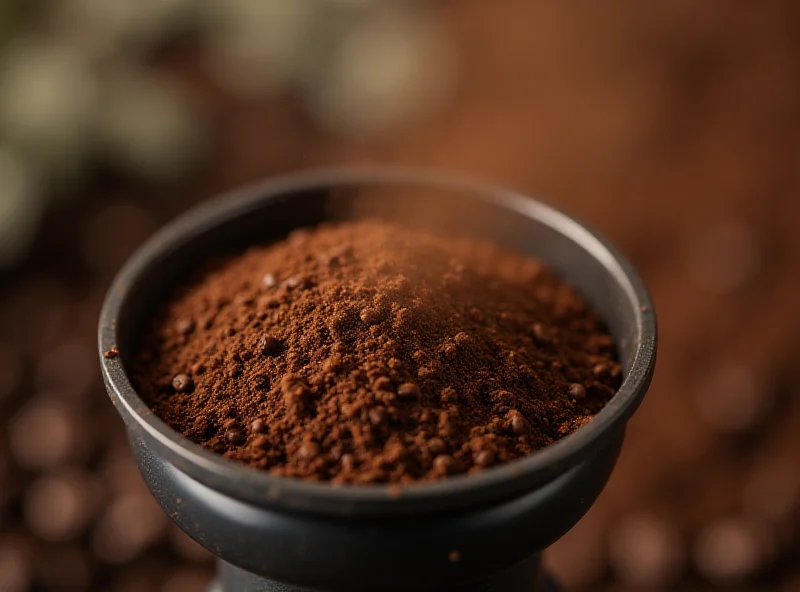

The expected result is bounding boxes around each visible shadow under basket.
[99,168,657,592]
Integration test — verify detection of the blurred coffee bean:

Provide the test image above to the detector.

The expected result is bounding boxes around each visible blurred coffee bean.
[543,512,605,588]
[742,458,800,523]
[52,0,201,59]
[684,219,762,295]
[99,442,149,497]
[694,361,773,434]
[37,546,92,591]
[608,514,685,587]
[0,442,27,511]
[96,72,207,183]
[92,492,168,564]
[168,525,213,563]
[302,5,457,135]
[781,575,800,592]
[0,276,71,353]
[0,339,24,401]
[0,148,44,268]
[0,40,96,187]
[9,397,83,470]
[108,561,166,592]
[23,469,100,542]
[36,338,96,401]
[202,0,315,97]
[693,517,775,584]
[160,567,213,592]
[0,535,34,592]
[81,201,158,275]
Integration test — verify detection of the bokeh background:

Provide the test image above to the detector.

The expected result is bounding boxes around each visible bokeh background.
[1,1,799,590]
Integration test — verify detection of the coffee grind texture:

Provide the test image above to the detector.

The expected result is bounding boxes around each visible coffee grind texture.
[133,220,622,484]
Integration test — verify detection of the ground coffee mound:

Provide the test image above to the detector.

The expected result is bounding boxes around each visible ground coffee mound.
[133,220,622,484]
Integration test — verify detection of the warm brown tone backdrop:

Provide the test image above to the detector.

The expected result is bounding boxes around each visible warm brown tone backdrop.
[1,1,799,590]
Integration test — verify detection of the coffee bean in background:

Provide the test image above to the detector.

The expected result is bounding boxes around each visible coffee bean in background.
[2,1,800,591]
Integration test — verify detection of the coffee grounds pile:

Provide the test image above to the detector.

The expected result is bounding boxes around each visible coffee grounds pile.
[133,220,622,484]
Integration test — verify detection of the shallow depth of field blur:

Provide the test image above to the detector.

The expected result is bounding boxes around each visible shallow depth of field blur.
[1,1,799,591]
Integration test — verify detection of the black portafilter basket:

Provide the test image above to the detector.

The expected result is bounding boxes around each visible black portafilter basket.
[99,169,656,592]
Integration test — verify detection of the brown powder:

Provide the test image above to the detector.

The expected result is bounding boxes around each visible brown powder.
[133,220,621,484]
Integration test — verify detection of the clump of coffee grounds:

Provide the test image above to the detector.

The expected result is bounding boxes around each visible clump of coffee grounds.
[133,220,622,484]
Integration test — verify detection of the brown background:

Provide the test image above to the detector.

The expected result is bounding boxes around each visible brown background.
[2,1,800,590]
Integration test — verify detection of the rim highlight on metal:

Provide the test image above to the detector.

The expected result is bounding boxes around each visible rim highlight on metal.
[99,167,657,515]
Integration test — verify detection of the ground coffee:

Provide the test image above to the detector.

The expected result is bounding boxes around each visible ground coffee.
[133,220,621,484]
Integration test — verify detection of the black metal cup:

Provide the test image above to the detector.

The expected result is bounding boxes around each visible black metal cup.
[99,169,656,592]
